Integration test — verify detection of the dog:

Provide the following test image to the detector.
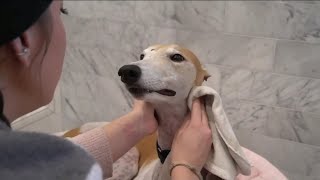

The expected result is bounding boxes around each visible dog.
[61,44,287,180]
[118,44,210,179]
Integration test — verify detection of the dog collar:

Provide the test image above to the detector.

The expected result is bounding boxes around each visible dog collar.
[156,141,171,164]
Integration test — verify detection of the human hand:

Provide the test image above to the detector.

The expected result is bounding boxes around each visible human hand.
[131,100,158,136]
[171,98,212,172]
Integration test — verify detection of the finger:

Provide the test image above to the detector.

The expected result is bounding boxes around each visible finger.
[181,113,191,129]
[133,99,143,107]
[186,113,192,126]
[190,99,202,126]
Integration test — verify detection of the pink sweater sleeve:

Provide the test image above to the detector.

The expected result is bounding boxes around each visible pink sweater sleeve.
[70,127,113,178]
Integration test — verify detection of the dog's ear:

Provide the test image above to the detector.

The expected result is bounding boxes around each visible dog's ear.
[202,66,211,81]
[195,68,211,86]
[203,70,211,81]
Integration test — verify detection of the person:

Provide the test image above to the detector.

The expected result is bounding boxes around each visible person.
[0,1,212,180]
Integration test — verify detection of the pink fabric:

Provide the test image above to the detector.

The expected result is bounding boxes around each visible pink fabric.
[67,124,286,180]
[71,127,113,178]
[236,148,287,180]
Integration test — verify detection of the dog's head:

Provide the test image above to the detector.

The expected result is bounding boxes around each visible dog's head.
[118,44,210,104]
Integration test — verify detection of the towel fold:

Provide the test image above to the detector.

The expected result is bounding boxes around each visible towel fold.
[187,86,251,180]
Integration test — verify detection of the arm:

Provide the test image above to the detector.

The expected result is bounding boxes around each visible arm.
[170,99,212,180]
[103,108,156,161]
[71,100,158,178]
[171,166,200,180]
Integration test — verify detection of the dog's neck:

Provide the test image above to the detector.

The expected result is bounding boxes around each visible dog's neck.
[154,99,188,150]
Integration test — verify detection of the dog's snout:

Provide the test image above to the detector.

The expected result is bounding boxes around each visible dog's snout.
[118,65,141,85]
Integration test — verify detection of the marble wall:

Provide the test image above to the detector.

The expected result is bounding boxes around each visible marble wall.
[61,1,320,148]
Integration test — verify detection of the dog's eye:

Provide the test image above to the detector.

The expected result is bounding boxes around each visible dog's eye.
[170,54,185,62]
[140,54,145,60]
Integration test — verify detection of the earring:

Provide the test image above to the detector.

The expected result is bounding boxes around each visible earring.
[18,47,29,56]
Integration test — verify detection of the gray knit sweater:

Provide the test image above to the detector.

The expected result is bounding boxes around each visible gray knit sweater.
[0,121,103,180]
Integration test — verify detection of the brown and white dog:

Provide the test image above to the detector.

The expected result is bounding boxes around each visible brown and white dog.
[118,44,211,179]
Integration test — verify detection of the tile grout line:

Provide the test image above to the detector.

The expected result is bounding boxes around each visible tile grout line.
[64,10,320,46]
[65,44,320,81]
[205,63,320,81]
[234,98,320,117]
[272,39,279,74]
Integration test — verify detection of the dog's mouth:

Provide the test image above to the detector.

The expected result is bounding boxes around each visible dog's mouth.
[128,86,176,97]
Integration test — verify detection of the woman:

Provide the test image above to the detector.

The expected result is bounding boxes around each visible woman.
[0,1,212,180]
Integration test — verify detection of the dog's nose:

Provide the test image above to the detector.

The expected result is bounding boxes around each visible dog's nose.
[118,65,141,85]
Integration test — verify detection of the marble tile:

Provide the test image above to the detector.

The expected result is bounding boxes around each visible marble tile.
[202,64,221,92]
[175,30,276,72]
[135,1,225,32]
[235,129,320,177]
[173,1,225,32]
[225,101,271,136]
[118,23,177,53]
[64,46,110,77]
[61,71,132,125]
[217,66,255,101]
[225,100,320,146]
[275,40,320,79]
[225,1,320,43]
[63,16,125,48]
[64,44,136,98]
[64,1,135,22]
[225,1,274,38]
[63,15,177,54]
[283,173,319,180]
[64,45,137,78]
[216,64,320,114]
[285,111,320,146]
[61,45,139,126]
[248,72,292,106]
[135,1,176,28]
[248,72,320,114]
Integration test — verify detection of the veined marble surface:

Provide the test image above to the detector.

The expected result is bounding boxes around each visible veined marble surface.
[135,1,225,32]
[275,40,320,79]
[63,15,178,54]
[176,29,276,71]
[235,129,320,177]
[209,64,320,115]
[61,46,135,130]
[203,64,320,146]
[225,100,320,147]
[64,1,136,22]
[61,1,320,154]
[57,2,320,177]
[225,1,320,43]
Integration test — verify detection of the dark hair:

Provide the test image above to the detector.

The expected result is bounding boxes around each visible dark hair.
[0,0,53,46]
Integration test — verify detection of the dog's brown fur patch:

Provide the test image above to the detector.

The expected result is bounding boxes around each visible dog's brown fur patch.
[62,128,81,138]
[135,132,158,168]
[176,46,210,85]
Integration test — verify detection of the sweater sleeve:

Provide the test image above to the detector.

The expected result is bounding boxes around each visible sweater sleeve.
[70,127,113,178]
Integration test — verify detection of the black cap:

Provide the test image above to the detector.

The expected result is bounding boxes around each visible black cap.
[0,0,53,46]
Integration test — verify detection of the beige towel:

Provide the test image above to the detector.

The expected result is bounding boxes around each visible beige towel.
[156,86,251,180]
[187,86,251,179]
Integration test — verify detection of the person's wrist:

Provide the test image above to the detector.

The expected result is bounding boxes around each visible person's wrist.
[171,165,200,180]
[171,157,203,173]
[129,110,151,137]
